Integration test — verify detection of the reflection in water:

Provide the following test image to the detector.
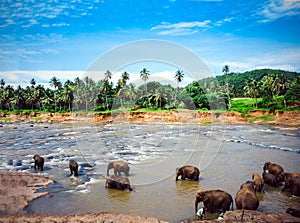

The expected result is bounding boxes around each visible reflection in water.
[0,123,299,222]
[175,180,200,197]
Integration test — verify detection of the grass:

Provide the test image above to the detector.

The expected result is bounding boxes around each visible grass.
[0,117,12,121]
[246,114,275,123]
[202,121,213,125]
[30,117,42,121]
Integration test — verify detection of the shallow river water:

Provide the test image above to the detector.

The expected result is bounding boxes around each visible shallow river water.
[0,121,299,222]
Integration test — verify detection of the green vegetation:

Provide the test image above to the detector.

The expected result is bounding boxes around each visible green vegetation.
[0,68,299,115]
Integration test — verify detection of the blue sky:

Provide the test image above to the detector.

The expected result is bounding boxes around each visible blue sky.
[1,0,300,87]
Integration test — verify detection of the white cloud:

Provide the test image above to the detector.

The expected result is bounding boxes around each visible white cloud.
[257,0,300,22]
[0,1,99,29]
[151,20,211,36]
[214,17,234,26]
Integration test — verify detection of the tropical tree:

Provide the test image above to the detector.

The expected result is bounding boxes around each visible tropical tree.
[49,76,62,112]
[104,70,112,81]
[0,79,5,89]
[49,76,62,90]
[174,70,184,85]
[140,68,150,83]
[222,65,231,108]
[244,79,261,108]
[1,85,14,110]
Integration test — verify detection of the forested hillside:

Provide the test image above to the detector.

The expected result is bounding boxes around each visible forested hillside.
[198,69,299,97]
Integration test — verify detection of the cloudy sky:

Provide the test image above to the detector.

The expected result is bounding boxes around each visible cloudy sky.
[1,0,300,87]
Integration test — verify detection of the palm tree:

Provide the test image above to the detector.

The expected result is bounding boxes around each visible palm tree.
[121,71,130,86]
[174,70,184,85]
[222,65,231,109]
[49,76,62,90]
[174,70,184,107]
[140,68,150,83]
[104,70,112,81]
[49,76,62,112]
[0,79,5,89]
[140,68,150,94]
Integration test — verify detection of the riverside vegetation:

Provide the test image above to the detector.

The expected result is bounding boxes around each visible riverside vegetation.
[0,67,299,120]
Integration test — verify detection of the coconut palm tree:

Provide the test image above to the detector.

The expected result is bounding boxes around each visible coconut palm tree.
[222,65,231,108]
[140,68,150,95]
[174,70,184,85]
[174,70,184,107]
[140,68,150,83]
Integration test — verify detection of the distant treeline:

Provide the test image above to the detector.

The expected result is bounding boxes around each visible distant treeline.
[0,68,299,113]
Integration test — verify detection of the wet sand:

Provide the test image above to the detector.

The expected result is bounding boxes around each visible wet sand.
[0,172,53,214]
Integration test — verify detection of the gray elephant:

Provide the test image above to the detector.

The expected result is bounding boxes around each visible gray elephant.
[176,165,200,181]
[107,160,130,176]
[105,175,132,191]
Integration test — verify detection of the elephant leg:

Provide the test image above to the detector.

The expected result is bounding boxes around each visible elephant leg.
[182,173,185,180]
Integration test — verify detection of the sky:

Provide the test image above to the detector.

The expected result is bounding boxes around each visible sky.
[1,0,300,87]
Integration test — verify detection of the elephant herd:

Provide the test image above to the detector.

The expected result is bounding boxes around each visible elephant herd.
[194,161,300,220]
[33,155,300,220]
[32,155,132,191]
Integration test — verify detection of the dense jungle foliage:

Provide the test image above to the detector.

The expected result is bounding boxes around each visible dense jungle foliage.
[0,68,299,113]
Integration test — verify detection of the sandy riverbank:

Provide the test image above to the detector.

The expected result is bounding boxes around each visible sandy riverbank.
[0,172,53,214]
[1,110,300,126]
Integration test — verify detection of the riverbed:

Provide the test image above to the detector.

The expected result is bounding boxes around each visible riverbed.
[0,122,299,222]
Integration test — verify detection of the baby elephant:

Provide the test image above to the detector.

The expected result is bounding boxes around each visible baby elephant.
[107,160,130,176]
[69,160,79,177]
[176,165,200,181]
[105,175,133,191]
[33,154,44,171]
[252,173,264,192]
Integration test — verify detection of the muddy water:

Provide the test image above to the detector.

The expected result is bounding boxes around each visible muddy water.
[0,122,299,222]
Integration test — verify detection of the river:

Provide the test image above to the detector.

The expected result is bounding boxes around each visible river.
[0,121,299,222]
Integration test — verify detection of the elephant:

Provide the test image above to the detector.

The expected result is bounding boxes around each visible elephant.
[286,207,300,218]
[69,159,79,177]
[175,165,200,181]
[252,173,264,192]
[195,189,233,213]
[263,172,278,187]
[235,181,259,211]
[263,162,284,178]
[278,172,300,196]
[33,154,44,171]
[105,175,133,191]
[107,160,130,176]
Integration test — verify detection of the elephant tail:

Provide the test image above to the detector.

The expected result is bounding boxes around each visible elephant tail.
[231,200,234,211]
[241,209,245,221]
